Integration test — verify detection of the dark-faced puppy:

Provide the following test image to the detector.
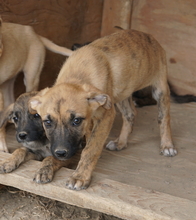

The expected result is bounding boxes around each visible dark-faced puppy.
[0,91,75,183]
[29,30,177,191]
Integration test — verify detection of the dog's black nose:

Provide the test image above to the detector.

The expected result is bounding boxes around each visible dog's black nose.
[18,132,27,140]
[55,149,68,158]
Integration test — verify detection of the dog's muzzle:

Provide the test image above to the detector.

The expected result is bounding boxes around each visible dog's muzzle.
[52,145,78,160]
[18,131,28,141]
[54,148,68,158]
[51,135,83,160]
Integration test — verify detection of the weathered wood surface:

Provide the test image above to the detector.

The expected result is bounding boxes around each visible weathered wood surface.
[131,0,196,96]
[101,0,133,37]
[1,103,196,219]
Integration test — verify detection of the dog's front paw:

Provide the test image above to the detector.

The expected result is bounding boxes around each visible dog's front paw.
[33,166,54,184]
[0,161,17,173]
[106,140,127,151]
[160,146,177,157]
[106,141,118,150]
[65,175,91,191]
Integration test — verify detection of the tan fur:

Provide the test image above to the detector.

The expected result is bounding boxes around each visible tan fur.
[0,148,37,173]
[33,156,75,183]
[0,91,78,183]
[29,30,177,190]
[0,19,73,152]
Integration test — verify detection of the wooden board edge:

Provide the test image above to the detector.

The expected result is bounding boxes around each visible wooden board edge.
[0,152,195,220]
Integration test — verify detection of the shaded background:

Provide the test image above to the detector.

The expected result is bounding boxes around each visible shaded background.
[0,0,196,97]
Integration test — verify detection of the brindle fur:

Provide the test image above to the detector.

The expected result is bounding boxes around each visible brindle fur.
[29,30,177,190]
[0,92,76,183]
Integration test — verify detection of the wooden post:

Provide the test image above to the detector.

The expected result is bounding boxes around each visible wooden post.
[101,0,133,37]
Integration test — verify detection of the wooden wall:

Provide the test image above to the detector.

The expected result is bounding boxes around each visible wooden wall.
[101,0,133,37]
[0,0,196,97]
[0,0,103,96]
[100,0,196,96]
[131,0,196,96]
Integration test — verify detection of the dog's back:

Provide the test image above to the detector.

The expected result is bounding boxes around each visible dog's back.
[0,22,45,84]
[57,30,167,103]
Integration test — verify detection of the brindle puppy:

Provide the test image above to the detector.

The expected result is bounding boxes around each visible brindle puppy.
[0,92,75,183]
[29,30,177,190]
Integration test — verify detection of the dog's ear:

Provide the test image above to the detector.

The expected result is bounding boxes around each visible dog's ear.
[0,103,14,128]
[29,98,41,114]
[82,84,112,110]
[87,94,112,110]
[29,87,49,113]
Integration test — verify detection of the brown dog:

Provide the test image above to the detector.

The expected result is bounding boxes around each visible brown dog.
[29,30,177,190]
[0,19,72,153]
[0,92,78,183]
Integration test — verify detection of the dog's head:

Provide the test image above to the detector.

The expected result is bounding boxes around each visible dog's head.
[0,91,49,150]
[29,83,111,160]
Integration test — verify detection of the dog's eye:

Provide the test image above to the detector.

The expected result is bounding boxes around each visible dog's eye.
[13,116,18,123]
[33,113,40,119]
[72,118,83,126]
[43,120,52,128]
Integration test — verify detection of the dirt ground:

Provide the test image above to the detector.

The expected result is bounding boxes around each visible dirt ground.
[0,185,122,220]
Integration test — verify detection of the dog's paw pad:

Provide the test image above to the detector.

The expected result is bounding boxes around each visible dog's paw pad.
[0,162,17,173]
[65,177,90,191]
[33,174,52,184]
[33,168,53,184]
[106,141,126,151]
[106,141,118,151]
[161,147,177,157]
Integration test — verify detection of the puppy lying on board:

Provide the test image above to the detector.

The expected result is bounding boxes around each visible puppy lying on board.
[0,92,77,183]
[0,19,73,153]
[29,29,177,190]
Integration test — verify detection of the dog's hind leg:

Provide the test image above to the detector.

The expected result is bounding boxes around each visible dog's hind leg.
[0,77,16,152]
[23,45,45,92]
[0,89,8,152]
[1,77,16,108]
[106,98,136,151]
[152,79,177,156]
[0,127,7,152]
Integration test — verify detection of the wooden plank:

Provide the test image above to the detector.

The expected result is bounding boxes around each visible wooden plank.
[0,152,196,220]
[101,0,133,37]
[5,103,196,204]
[3,103,196,219]
[131,0,196,96]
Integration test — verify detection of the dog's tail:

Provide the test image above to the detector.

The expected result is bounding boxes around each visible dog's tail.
[168,83,196,103]
[39,36,73,57]
[170,90,196,103]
